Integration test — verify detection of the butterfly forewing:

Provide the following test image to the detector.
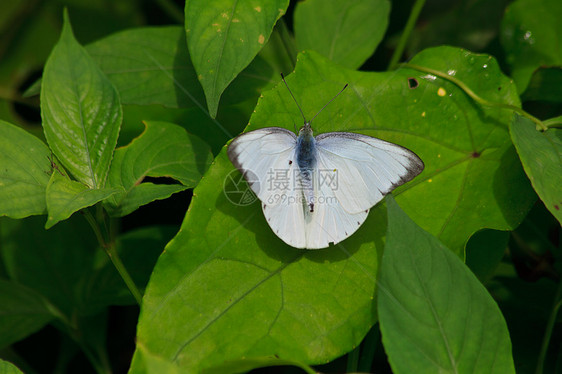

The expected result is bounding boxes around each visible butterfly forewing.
[228,127,298,207]
[315,132,424,214]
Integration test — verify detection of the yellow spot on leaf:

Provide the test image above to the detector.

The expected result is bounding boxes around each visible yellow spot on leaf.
[437,87,446,96]
[421,111,426,117]
[222,12,228,18]
[428,179,432,183]
[258,34,265,44]
[232,18,240,23]
[255,6,262,12]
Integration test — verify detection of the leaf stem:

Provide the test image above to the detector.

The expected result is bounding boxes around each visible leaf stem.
[535,275,562,374]
[82,209,142,305]
[105,237,143,305]
[387,0,426,71]
[400,63,548,131]
[543,116,562,129]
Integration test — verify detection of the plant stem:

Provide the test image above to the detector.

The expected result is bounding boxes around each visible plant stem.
[387,0,426,71]
[543,116,562,129]
[535,276,562,374]
[400,63,548,131]
[82,209,142,305]
[105,237,143,305]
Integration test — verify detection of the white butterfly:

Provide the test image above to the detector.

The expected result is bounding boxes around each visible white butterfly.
[228,76,424,249]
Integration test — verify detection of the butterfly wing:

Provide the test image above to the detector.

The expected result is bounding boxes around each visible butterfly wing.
[228,127,299,207]
[260,166,369,249]
[228,127,310,247]
[302,171,369,249]
[315,132,424,214]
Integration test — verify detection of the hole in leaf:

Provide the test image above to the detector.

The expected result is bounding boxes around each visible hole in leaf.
[407,78,419,89]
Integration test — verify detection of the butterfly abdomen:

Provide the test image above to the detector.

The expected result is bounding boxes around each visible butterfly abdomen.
[296,130,317,213]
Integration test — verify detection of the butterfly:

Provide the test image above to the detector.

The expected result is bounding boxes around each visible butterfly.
[228,75,424,249]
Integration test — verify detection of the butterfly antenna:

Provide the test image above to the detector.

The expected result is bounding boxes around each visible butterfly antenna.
[310,83,348,123]
[281,73,307,124]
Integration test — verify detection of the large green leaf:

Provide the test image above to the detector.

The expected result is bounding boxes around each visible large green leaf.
[41,11,122,189]
[0,120,51,218]
[45,171,120,229]
[501,0,562,93]
[105,121,213,217]
[0,279,58,349]
[510,115,562,224]
[378,197,515,373]
[294,0,390,69]
[130,47,533,372]
[185,0,289,117]
[85,26,206,108]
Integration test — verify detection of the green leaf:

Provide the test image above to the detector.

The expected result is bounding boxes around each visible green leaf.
[104,121,213,217]
[131,47,533,371]
[510,115,562,224]
[249,48,533,256]
[0,120,52,218]
[0,359,24,374]
[378,197,515,374]
[185,0,289,117]
[41,11,122,189]
[521,67,562,103]
[0,279,57,349]
[294,0,390,69]
[85,26,205,108]
[45,171,120,229]
[130,150,384,372]
[501,0,562,93]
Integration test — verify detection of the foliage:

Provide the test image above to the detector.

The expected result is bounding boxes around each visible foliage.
[0,0,560,373]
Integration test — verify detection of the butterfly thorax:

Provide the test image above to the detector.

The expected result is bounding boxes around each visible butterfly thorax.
[296,123,316,213]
